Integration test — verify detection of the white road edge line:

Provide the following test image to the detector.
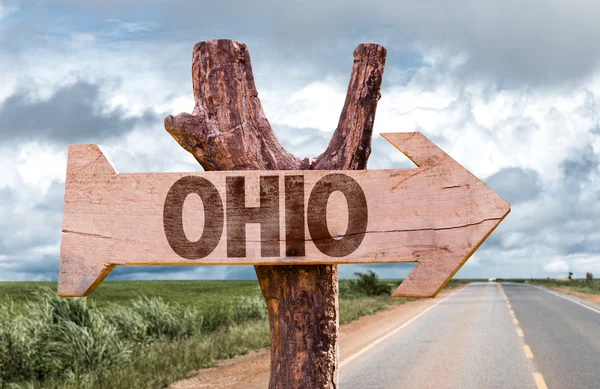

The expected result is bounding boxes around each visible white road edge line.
[340,286,464,368]
[532,285,600,315]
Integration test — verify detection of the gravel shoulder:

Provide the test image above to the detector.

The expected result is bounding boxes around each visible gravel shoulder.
[550,287,600,304]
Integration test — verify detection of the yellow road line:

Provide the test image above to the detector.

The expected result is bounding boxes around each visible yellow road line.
[524,345,534,359]
[501,285,544,388]
[498,283,509,299]
[533,373,548,389]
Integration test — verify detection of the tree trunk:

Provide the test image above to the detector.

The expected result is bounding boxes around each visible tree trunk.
[164,39,386,388]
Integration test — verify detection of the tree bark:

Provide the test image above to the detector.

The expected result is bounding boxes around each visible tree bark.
[164,39,386,389]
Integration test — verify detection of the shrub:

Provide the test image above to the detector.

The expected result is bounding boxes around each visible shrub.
[46,316,131,375]
[339,271,392,298]
[354,271,392,296]
[0,287,269,387]
[103,306,149,342]
[130,296,199,339]
[198,296,267,332]
[32,289,93,328]
[0,289,130,384]
[231,296,267,323]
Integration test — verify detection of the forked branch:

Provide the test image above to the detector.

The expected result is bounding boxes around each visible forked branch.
[164,39,386,389]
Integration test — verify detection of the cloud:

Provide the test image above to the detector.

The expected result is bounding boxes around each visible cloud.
[104,18,158,36]
[108,266,231,281]
[543,259,570,274]
[0,255,60,282]
[461,141,600,278]
[2,2,600,282]
[0,179,63,257]
[559,144,599,194]
[15,0,596,86]
[339,263,416,280]
[0,81,159,143]
[485,167,542,204]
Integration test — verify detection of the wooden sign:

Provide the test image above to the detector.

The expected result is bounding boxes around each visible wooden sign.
[58,132,510,298]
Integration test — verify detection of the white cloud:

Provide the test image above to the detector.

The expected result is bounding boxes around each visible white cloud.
[544,260,570,274]
[266,79,347,133]
[15,143,67,192]
[104,19,158,36]
[542,256,600,277]
[2,9,600,280]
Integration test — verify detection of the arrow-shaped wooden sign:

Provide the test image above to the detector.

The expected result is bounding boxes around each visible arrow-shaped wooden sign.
[58,132,510,298]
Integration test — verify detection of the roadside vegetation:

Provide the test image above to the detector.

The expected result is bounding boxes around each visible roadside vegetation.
[340,270,416,324]
[0,286,269,388]
[529,273,600,295]
[0,275,459,388]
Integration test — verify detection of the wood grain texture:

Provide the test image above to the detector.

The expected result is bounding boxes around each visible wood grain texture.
[58,133,510,298]
[164,39,386,389]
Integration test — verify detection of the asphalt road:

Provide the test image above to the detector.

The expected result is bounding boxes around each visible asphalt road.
[340,282,600,389]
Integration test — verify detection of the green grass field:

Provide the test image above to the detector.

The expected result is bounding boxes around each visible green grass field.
[0,280,263,309]
[2,276,458,389]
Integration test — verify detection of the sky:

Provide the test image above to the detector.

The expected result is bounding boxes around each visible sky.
[1,0,600,282]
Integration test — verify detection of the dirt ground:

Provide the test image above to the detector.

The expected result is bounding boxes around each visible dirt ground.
[552,287,600,304]
[170,287,461,389]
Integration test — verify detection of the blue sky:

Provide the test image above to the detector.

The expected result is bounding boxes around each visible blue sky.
[1,0,600,281]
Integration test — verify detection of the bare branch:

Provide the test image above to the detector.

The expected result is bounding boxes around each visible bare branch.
[164,39,386,389]
[312,43,387,170]
[167,39,303,171]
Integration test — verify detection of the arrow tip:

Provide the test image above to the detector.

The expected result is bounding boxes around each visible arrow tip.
[381,132,450,168]
[380,132,511,298]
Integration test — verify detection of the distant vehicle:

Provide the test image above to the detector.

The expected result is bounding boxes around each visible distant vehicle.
[488,278,504,283]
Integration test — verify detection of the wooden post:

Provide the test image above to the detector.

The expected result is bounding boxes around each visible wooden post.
[164,39,386,388]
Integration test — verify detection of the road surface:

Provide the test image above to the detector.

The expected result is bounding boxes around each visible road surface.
[340,282,600,389]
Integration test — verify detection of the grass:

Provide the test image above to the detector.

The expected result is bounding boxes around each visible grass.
[0,277,462,389]
[529,279,600,295]
[10,321,271,389]
[0,285,268,389]
[0,280,263,309]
